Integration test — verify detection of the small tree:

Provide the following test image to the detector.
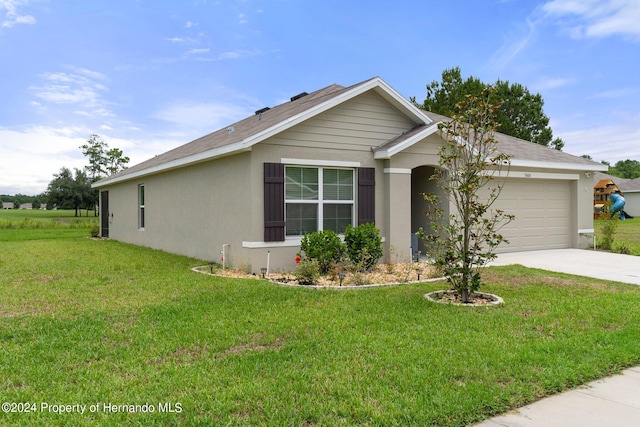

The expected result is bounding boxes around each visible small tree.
[80,134,129,215]
[418,88,514,303]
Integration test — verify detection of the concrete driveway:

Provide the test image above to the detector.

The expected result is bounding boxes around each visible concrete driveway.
[490,249,640,286]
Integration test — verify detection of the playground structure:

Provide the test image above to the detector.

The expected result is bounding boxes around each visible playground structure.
[593,178,619,219]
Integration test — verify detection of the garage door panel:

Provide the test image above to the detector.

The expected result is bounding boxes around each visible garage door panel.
[484,179,571,253]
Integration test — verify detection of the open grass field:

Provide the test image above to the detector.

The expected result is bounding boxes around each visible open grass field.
[1,216,640,425]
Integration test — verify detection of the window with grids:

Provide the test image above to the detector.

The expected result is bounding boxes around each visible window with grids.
[285,166,354,236]
[138,184,145,229]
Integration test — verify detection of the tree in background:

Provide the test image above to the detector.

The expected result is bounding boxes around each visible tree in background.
[608,159,640,180]
[80,134,129,179]
[412,67,564,150]
[79,134,130,215]
[46,167,94,217]
[418,88,514,304]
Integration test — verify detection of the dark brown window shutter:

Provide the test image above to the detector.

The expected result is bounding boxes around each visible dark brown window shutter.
[358,167,375,225]
[264,163,285,241]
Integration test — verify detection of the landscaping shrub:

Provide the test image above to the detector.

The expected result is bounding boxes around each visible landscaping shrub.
[294,259,320,285]
[599,201,619,251]
[344,223,383,271]
[299,230,345,274]
[90,223,100,238]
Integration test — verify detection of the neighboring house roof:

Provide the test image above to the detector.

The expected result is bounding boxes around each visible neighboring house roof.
[619,177,640,193]
[592,172,640,193]
[95,77,606,188]
[593,171,627,185]
[2,202,13,209]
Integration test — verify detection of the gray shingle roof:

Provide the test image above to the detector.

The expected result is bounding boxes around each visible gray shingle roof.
[103,81,365,183]
[419,111,603,169]
[618,177,640,192]
[98,77,605,186]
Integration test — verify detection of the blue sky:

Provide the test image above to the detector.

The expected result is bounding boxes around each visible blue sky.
[1,0,639,195]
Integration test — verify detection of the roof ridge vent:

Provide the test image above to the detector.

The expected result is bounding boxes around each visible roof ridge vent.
[290,92,308,102]
[255,107,270,115]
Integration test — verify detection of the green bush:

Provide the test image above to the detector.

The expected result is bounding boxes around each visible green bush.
[299,230,345,274]
[344,223,383,271]
[599,201,619,251]
[294,259,320,286]
[90,223,100,238]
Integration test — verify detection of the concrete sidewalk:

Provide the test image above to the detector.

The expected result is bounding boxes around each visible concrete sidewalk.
[473,249,640,426]
[473,367,640,426]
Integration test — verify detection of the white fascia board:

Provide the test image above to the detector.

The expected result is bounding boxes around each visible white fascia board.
[373,123,440,159]
[509,158,609,172]
[93,142,250,188]
[371,78,433,125]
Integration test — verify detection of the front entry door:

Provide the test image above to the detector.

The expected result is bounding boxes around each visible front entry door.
[100,191,109,238]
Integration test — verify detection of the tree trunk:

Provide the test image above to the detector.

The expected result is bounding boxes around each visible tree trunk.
[461,288,470,304]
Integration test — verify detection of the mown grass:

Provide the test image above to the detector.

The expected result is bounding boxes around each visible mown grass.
[1,228,640,426]
[594,217,640,255]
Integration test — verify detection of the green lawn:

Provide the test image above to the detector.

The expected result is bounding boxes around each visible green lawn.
[594,217,640,255]
[1,227,640,426]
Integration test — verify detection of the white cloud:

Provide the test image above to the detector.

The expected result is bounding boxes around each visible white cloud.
[29,68,114,118]
[542,0,640,40]
[186,48,210,55]
[557,118,640,163]
[166,36,197,44]
[0,0,36,28]
[152,101,252,132]
[0,126,90,194]
[589,88,637,99]
[487,18,538,71]
[531,76,575,91]
[0,124,188,194]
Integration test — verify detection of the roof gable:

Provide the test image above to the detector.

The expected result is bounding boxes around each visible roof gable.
[95,77,430,187]
[375,110,607,172]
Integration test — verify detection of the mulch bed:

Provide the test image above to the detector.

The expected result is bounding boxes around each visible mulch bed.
[194,262,441,288]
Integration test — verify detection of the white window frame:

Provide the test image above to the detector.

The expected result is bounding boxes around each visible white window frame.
[284,166,354,237]
[138,184,145,230]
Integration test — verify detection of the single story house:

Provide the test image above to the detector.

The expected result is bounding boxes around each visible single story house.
[94,77,607,272]
[618,178,640,217]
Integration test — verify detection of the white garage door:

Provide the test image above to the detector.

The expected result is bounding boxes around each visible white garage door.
[489,179,571,253]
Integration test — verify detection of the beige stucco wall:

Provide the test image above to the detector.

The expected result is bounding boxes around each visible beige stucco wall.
[103,152,255,269]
